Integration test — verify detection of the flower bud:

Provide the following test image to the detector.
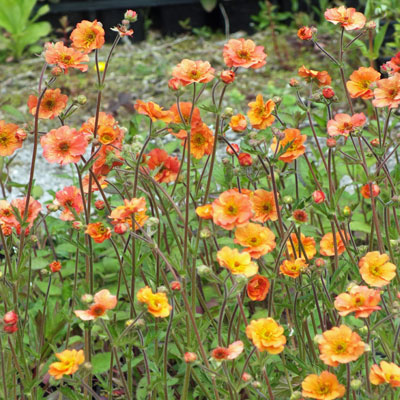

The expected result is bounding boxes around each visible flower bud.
[222,107,234,118]
[197,265,212,277]
[251,381,261,388]
[83,362,92,371]
[124,9,138,22]
[168,78,182,91]
[343,206,351,216]
[290,391,303,400]
[289,78,299,87]
[95,200,105,210]
[322,87,335,99]
[157,285,168,294]
[220,70,235,84]
[350,379,362,390]
[366,21,376,30]
[271,96,282,106]
[40,268,49,275]
[72,221,83,230]
[326,138,336,148]
[364,343,371,352]
[47,204,59,212]
[134,318,145,328]
[226,143,239,156]
[51,66,63,76]
[370,138,379,147]
[4,324,18,333]
[312,190,326,204]
[315,258,325,268]
[3,311,18,325]
[146,217,159,228]
[200,228,212,239]
[283,195,293,204]
[16,128,27,141]
[292,209,308,223]
[76,95,87,105]
[114,222,129,234]
[271,127,285,140]
[49,261,62,273]
[238,153,252,166]
[184,352,197,363]
[81,294,94,303]
[242,372,252,382]
[170,281,181,291]
[297,26,313,40]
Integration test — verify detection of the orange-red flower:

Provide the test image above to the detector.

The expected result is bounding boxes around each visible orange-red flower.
[245,317,286,353]
[229,114,247,132]
[189,122,213,159]
[320,231,348,257]
[298,66,332,86]
[370,361,400,388]
[135,100,173,123]
[74,289,117,320]
[247,94,275,130]
[10,197,42,234]
[109,197,148,232]
[217,246,258,277]
[41,126,88,165]
[223,38,266,69]
[172,59,215,86]
[324,6,366,30]
[302,371,346,400]
[318,325,365,367]
[359,251,396,287]
[168,102,202,139]
[346,67,381,99]
[44,42,89,73]
[297,26,313,40]
[92,144,123,176]
[373,73,400,109]
[85,222,111,243]
[334,285,381,318]
[211,341,243,361]
[82,174,108,193]
[146,148,180,183]
[54,186,84,221]
[0,200,17,232]
[327,113,366,137]
[48,349,84,380]
[0,120,25,156]
[247,275,270,301]
[27,89,68,120]
[271,128,306,163]
[80,112,124,144]
[212,189,252,230]
[70,20,105,53]
[220,70,235,84]
[137,286,172,318]
[383,52,400,74]
[234,222,276,259]
[360,183,380,199]
[280,258,308,278]
[287,233,317,260]
[196,204,213,220]
[251,189,278,223]
[49,261,62,273]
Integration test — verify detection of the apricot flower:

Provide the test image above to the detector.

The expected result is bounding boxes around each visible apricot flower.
[137,286,172,318]
[28,89,68,120]
[298,66,331,86]
[0,120,24,156]
[346,67,381,99]
[327,113,366,137]
[302,371,346,400]
[229,114,247,132]
[247,94,275,130]
[146,148,180,183]
[280,258,308,278]
[85,222,111,243]
[324,6,366,30]
[359,251,396,287]
[287,233,316,260]
[74,289,117,320]
[135,100,173,123]
[48,349,84,380]
[370,361,400,388]
[211,341,244,361]
[251,189,278,223]
[223,38,266,69]
[172,59,215,86]
[217,246,258,277]
[44,42,89,73]
[320,231,348,257]
[271,128,306,163]
[70,20,105,53]
[373,74,400,109]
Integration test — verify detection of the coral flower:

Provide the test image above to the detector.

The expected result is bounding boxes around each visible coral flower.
[359,251,396,287]
[74,289,117,321]
[287,233,317,260]
[280,258,308,278]
[223,38,267,69]
[137,286,172,318]
[234,222,276,259]
[48,349,84,380]
[0,200,17,230]
[196,204,213,220]
[327,113,366,137]
[70,20,105,53]
[247,94,275,130]
[172,59,215,86]
[334,285,381,318]
[80,112,123,144]
[302,371,346,400]
[360,183,380,199]
[320,231,348,257]
[251,189,278,223]
[382,52,400,74]
[92,144,123,176]
[41,126,88,165]
[211,341,244,360]
[0,120,24,156]
[85,222,111,243]
[370,361,400,388]
[297,26,313,40]
[247,275,270,301]
[245,317,286,354]
[54,186,84,221]
[298,66,332,86]
[146,148,180,183]
[11,197,42,233]
[324,6,366,30]
[82,174,108,193]
[373,73,400,109]
[317,325,365,367]
[168,102,202,139]
[49,261,62,273]
[189,122,214,159]
[27,89,68,120]
[271,128,306,163]
[135,100,173,123]
[217,246,258,277]
[346,67,381,99]
[229,114,247,132]
[44,42,89,73]
[212,189,252,230]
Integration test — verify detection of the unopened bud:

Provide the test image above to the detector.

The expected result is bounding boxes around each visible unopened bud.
[343,206,351,216]
[157,285,168,294]
[184,352,197,363]
[290,392,303,400]
[83,362,92,371]
[200,228,212,239]
[81,294,94,303]
[197,265,212,277]
[76,95,87,105]
[283,195,293,204]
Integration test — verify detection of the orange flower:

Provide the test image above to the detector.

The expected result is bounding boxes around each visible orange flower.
[360,183,380,199]
[85,222,111,243]
[196,204,213,219]
[245,317,286,353]
[383,52,400,74]
[137,286,172,318]
[54,186,84,221]
[229,114,247,132]
[251,189,278,223]
[359,251,396,287]
[302,371,346,400]
[247,94,275,130]
[109,197,148,232]
[211,341,243,361]
[41,126,88,165]
[297,26,313,40]
[70,20,105,53]
[80,112,123,144]
[92,144,123,176]
[0,120,24,156]
[189,122,213,159]
[212,189,252,230]
[49,261,62,273]
[287,233,316,260]
[74,289,117,321]
[44,42,89,73]
[247,275,270,301]
[146,148,180,183]
[373,73,400,109]
[280,258,308,278]
[370,361,400,388]
[169,102,202,139]
[234,222,276,259]
[271,128,306,163]
[82,174,108,193]
[217,246,258,277]
[10,197,42,234]
[27,89,68,120]
[346,67,381,99]
[334,285,381,318]
[298,66,332,86]
[135,100,173,123]
[324,6,366,30]
[327,113,366,137]
[223,38,266,69]
[317,325,365,367]
[48,349,84,380]
[320,231,348,257]
[172,59,215,86]
[0,200,17,231]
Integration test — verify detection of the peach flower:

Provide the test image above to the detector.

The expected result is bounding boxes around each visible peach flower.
[223,38,266,69]
[346,67,381,99]
[74,289,117,320]
[247,94,275,129]
[359,251,396,287]
[217,246,258,277]
[327,113,366,137]
[324,6,366,30]
[172,59,215,86]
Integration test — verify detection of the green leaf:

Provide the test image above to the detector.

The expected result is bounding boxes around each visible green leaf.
[1,105,26,122]
[92,352,112,375]
[200,0,218,12]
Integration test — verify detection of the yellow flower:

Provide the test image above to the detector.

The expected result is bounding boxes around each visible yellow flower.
[48,349,85,380]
